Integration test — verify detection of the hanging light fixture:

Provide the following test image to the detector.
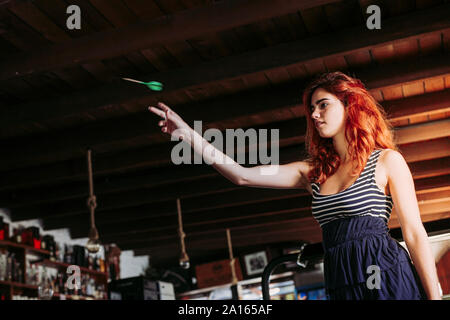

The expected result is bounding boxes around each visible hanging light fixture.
[176,198,190,269]
[226,228,238,286]
[86,149,101,254]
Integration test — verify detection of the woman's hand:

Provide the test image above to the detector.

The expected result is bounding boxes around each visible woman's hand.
[148,102,192,141]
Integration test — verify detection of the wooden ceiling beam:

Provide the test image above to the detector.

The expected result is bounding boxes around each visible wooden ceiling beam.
[117,216,321,251]
[115,204,449,251]
[67,183,450,241]
[11,145,306,221]
[1,72,450,191]
[42,167,449,235]
[1,52,449,169]
[0,0,341,81]
[3,153,448,210]
[5,121,450,219]
[134,216,450,266]
[1,5,449,129]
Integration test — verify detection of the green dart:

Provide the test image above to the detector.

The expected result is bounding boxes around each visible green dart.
[122,77,163,91]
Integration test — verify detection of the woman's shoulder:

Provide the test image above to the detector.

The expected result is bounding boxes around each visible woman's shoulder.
[375,148,408,180]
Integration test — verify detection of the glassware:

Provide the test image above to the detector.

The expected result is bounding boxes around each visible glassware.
[38,267,54,300]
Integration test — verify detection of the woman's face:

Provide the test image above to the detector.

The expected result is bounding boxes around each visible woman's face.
[310,88,347,138]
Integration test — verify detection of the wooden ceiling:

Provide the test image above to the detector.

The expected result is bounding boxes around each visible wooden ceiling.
[0,0,449,268]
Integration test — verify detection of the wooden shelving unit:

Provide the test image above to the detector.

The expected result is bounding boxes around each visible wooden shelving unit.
[0,239,51,255]
[32,258,108,280]
[52,292,99,300]
[0,239,108,300]
[0,280,39,290]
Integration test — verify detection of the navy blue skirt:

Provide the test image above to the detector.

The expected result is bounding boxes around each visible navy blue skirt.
[321,216,427,300]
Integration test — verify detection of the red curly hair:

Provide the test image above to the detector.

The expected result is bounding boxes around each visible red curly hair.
[302,72,398,184]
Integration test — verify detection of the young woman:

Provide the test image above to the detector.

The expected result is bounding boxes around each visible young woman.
[148,72,441,300]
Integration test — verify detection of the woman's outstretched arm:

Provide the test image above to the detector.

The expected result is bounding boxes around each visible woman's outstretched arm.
[148,102,310,189]
[384,149,442,300]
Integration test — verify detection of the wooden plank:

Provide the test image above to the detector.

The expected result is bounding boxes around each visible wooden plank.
[0,6,49,49]
[370,44,395,63]
[402,80,425,97]
[0,34,19,58]
[62,171,450,238]
[390,118,410,127]
[400,137,450,163]
[304,59,327,75]
[416,0,444,9]
[7,1,70,43]
[242,72,271,89]
[252,19,283,47]
[66,0,115,31]
[299,5,330,35]
[395,119,450,144]
[154,0,187,13]
[33,0,91,38]
[383,88,450,120]
[119,50,158,75]
[385,0,416,16]
[428,111,447,121]
[393,38,419,59]
[8,0,114,85]
[408,113,430,125]
[381,86,403,100]
[187,33,232,60]
[123,218,322,253]
[271,12,308,42]
[1,8,450,129]
[232,24,266,52]
[323,55,348,72]
[71,198,312,240]
[446,75,450,89]
[10,140,449,224]
[419,32,442,55]
[141,46,181,71]
[443,28,450,52]
[1,55,450,170]
[343,50,372,68]
[285,64,308,81]
[164,40,203,66]
[88,0,137,27]
[123,0,165,19]
[264,68,292,85]
[409,157,450,179]
[424,77,445,93]
[0,0,344,80]
[369,89,383,102]
[323,0,363,29]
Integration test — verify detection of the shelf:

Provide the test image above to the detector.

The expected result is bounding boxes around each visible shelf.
[177,271,294,298]
[31,259,108,278]
[0,239,51,256]
[52,292,101,300]
[0,280,38,290]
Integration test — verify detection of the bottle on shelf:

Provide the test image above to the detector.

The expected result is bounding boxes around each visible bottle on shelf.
[12,226,23,244]
[0,217,9,241]
[6,252,13,281]
[37,266,54,300]
[0,250,6,281]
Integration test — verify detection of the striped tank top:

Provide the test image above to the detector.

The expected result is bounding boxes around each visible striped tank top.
[311,149,393,228]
